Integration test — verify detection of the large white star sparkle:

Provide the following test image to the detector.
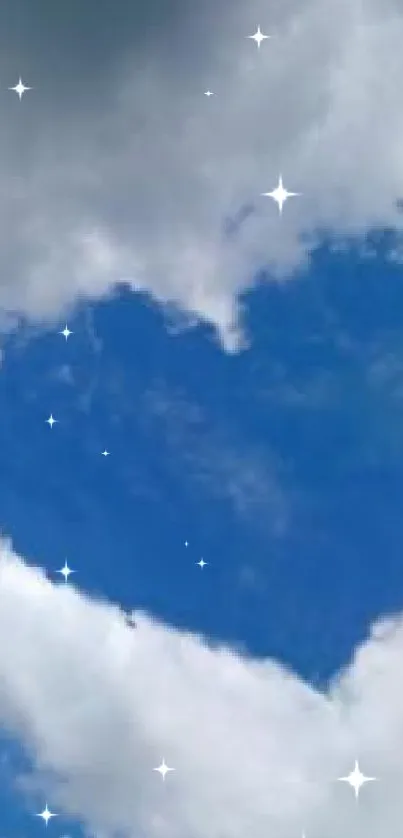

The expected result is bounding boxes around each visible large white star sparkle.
[154,758,175,780]
[57,561,74,583]
[247,26,270,49]
[338,759,377,799]
[261,174,300,215]
[9,78,31,99]
[35,804,57,826]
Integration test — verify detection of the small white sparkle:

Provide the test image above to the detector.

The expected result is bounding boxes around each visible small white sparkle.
[184,540,189,547]
[101,449,110,457]
[197,558,208,569]
[261,174,300,215]
[46,414,57,428]
[338,760,376,799]
[35,805,57,826]
[247,26,270,48]
[154,759,174,780]
[9,77,31,99]
[57,561,74,583]
[204,90,214,97]
[60,325,73,341]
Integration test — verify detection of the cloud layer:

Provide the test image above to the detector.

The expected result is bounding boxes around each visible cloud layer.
[1,0,403,348]
[0,539,402,838]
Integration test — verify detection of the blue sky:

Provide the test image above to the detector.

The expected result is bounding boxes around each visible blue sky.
[2,1,403,838]
[2,230,403,684]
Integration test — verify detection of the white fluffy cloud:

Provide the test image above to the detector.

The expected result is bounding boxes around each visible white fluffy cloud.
[0,539,402,838]
[2,0,403,349]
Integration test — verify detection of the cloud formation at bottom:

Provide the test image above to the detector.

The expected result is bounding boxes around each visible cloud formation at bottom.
[0,539,401,838]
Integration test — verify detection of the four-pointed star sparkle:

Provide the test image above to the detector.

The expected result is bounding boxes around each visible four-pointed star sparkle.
[46,414,58,428]
[9,77,31,99]
[154,759,175,780]
[338,760,376,799]
[35,805,57,826]
[197,558,208,568]
[261,174,300,215]
[204,90,214,97]
[60,324,73,340]
[248,26,270,48]
[57,561,74,583]
[101,449,110,456]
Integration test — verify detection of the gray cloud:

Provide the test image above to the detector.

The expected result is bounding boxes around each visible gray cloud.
[0,0,403,348]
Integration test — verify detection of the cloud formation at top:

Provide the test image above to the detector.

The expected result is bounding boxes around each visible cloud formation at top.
[1,0,403,348]
[0,539,402,838]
